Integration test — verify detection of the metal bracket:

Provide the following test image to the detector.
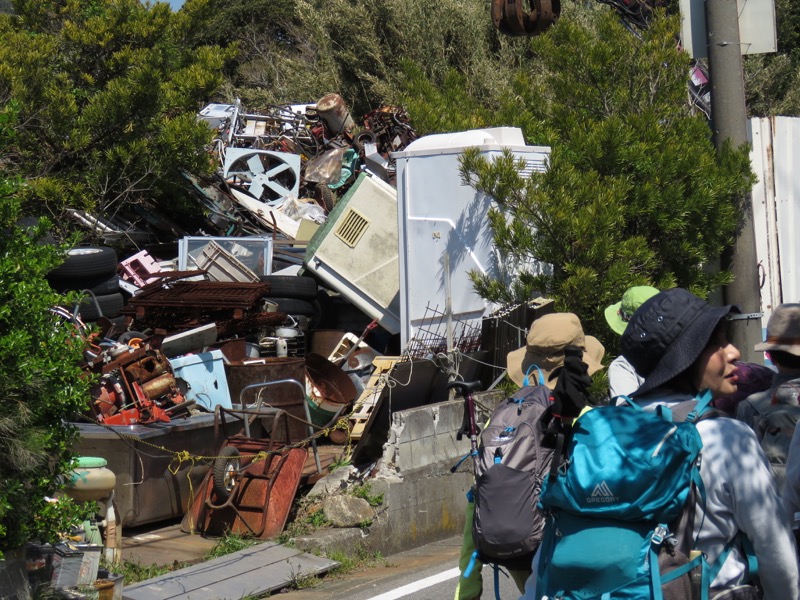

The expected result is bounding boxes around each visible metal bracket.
[727,312,763,321]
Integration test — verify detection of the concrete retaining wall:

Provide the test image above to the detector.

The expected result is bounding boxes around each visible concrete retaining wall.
[295,390,504,557]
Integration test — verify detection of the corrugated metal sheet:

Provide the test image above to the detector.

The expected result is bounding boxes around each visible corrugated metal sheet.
[748,116,800,328]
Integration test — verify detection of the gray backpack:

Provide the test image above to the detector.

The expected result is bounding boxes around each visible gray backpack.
[758,404,800,492]
[471,384,554,571]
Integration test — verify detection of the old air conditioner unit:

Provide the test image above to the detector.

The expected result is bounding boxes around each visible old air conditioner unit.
[303,172,401,334]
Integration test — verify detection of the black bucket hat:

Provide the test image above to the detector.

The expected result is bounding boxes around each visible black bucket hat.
[621,288,738,397]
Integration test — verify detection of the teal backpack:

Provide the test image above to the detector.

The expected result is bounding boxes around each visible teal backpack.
[536,391,756,600]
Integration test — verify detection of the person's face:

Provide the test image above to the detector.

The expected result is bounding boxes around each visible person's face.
[691,322,741,398]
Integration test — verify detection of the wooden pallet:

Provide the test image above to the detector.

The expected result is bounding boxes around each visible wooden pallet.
[349,356,401,441]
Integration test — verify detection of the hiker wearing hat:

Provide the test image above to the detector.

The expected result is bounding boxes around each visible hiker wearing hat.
[604,285,659,399]
[745,305,800,520]
[620,288,797,598]
[454,312,605,600]
[737,304,800,431]
[506,312,604,389]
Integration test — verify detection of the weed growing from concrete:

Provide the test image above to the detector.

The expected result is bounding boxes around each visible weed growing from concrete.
[279,496,332,541]
[204,532,258,559]
[349,483,384,507]
[108,559,186,585]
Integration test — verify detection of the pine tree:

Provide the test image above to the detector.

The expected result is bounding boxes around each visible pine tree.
[453,11,754,349]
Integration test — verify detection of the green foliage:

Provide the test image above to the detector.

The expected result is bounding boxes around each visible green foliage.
[0,106,95,556]
[744,0,800,116]
[204,531,258,559]
[110,559,176,585]
[450,11,753,352]
[349,483,383,507]
[190,0,524,121]
[0,0,234,227]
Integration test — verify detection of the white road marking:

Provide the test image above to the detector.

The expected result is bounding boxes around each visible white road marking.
[366,567,461,600]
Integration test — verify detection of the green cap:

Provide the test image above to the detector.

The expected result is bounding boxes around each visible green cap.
[604,285,660,336]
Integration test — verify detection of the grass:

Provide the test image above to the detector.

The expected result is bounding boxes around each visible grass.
[349,483,384,507]
[105,531,258,586]
[204,531,258,560]
[108,558,185,585]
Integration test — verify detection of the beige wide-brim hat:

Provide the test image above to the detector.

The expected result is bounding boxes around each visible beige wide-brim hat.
[755,303,800,356]
[507,312,605,389]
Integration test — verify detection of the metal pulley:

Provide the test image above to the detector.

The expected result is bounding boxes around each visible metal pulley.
[491,0,561,36]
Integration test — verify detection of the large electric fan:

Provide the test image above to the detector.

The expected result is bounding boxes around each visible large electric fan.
[223,148,301,203]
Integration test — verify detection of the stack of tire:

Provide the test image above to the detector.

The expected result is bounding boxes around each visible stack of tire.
[47,246,124,323]
[259,274,319,320]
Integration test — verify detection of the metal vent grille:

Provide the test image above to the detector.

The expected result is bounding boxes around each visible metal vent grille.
[334,208,370,248]
[517,158,548,178]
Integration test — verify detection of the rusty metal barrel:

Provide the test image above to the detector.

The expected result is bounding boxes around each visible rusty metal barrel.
[316,93,355,136]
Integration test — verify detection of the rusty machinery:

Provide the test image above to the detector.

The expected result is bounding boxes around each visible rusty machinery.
[492,0,561,36]
[87,341,190,426]
[490,0,666,36]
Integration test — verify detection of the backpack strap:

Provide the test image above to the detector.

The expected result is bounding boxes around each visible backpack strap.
[614,394,638,408]
[652,522,708,600]
[523,364,545,387]
[664,389,716,423]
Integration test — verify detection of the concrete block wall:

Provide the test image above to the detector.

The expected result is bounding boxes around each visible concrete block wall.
[294,390,505,558]
[369,391,504,556]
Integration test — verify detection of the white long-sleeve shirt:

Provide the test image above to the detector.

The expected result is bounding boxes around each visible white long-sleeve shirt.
[608,354,644,400]
[521,391,799,599]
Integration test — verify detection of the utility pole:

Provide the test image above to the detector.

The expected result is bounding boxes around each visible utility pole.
[705,0,763,362]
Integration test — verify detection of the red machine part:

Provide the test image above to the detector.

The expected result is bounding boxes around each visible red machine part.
[100,381,171,426]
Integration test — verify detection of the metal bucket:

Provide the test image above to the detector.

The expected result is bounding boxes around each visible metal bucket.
[305,353,356,427]
[316,94,355,136]
[224,358,307,442]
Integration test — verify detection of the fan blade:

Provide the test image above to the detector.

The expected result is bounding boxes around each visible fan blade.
[247,155,266,174]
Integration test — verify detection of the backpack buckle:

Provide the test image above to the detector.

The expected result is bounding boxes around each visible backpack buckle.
[651,525,669,547]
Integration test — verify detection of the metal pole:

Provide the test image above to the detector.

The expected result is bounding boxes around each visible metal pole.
[705,0,763,362]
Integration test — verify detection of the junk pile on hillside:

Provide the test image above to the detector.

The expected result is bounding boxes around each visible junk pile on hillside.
[39,95,555,595]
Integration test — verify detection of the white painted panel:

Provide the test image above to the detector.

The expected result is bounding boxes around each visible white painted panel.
[681,0,777,58]
[773,117,800,304]
[749,116,800,330]
[748,118,777,330]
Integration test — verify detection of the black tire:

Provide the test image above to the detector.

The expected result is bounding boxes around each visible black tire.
[213,446,241,501]
[314,185,336,213]
[258,275,318,300]
[49,271,120,295]
[267,297,316,317]
[352,129,377,153]
[48,247,118,280]
[77,292,124,321]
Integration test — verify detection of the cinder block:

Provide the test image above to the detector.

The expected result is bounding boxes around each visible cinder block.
[412,436,437,470]
[398,407,437,442]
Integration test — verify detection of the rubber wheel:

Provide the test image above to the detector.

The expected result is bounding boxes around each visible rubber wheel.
[76,292,124,321]
[352,129,377,153]
[314,185,336,213]
[267,297,316,317]
[258,276,318,300]
[48,247,118,280]
[213,446,241,501]
[49,271,120,295]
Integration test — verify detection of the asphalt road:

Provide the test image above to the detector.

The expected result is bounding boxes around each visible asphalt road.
[278,535,523,600]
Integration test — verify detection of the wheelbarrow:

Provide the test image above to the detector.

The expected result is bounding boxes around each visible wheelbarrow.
[182,379,346,539]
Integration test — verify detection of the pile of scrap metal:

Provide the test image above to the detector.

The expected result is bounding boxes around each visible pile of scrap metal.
[193,94,417,241]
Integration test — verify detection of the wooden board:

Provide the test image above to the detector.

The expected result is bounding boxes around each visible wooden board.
[123,541,338,600]
[349,357,400,441]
